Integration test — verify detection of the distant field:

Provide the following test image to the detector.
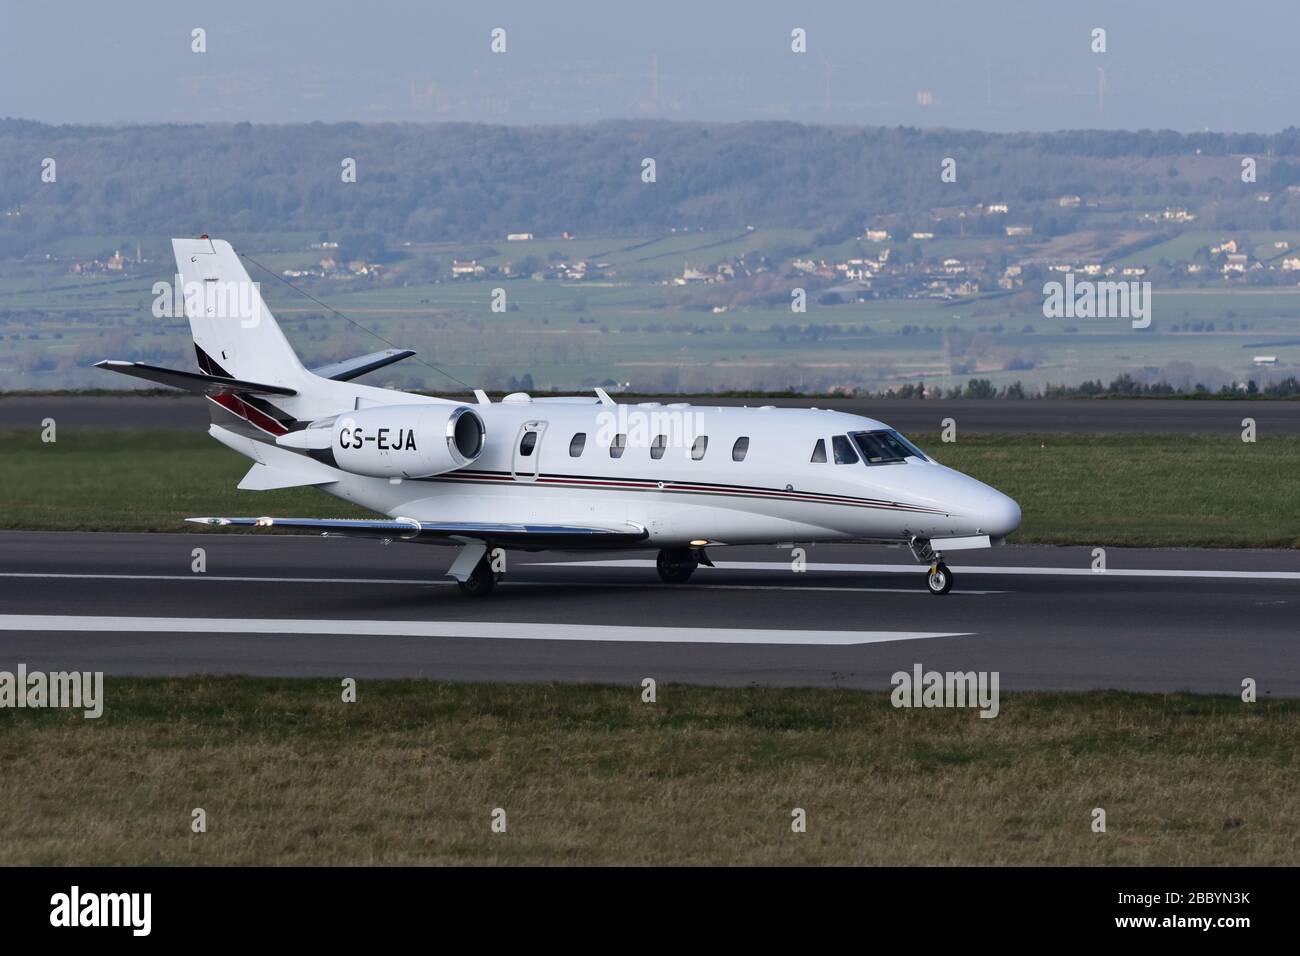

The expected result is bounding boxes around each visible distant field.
[1,678,1294,865]
[1113,229,1300,266]
[2,294,1292,395]
[3,225,1299,393]
[2,428,1296,548]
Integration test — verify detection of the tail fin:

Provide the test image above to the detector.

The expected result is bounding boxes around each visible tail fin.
[173,237,309,390]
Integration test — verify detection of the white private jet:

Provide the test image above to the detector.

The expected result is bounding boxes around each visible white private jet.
[98,236,1020,597]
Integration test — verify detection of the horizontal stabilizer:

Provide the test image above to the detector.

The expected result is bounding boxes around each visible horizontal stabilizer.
[237,463,337,491]
[185,516,649,548]
[310,349,415,382]
[95,360,298,396]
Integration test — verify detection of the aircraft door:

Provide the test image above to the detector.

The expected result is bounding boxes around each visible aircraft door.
[511,421,547,481]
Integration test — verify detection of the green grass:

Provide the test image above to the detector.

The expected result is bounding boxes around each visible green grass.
[929,432,1300,548]
[1,428,1295,548]
[0,678,1294,865]
[0,428,370,532]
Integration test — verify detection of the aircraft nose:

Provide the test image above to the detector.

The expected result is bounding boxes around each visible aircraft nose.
[979,490,1021,538]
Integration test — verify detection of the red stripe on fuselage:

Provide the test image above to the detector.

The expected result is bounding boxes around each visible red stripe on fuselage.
[425,470,946,515]
[208,393,289,437]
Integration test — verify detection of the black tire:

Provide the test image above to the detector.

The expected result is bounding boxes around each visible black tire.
[457,557,497,597]
[926,562,953,596]
[656,548,698,584]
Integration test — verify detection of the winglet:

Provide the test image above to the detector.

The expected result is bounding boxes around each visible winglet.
[594,387,616,406]
[474,389,491,405]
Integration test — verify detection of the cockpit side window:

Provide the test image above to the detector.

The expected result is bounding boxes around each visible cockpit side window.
[810,439,827,463]
[850,429,929,464]
[832,434,859,464]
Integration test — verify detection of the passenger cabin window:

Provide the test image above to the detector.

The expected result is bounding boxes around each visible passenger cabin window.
[569,433,586,457]
[832,434,859,464]
[851,430,929,465]
[519,431,538,457]
[732,437,749,462]
[810,439,827,463]
[610,433,627,459]
[691,436,708,460]
[650,434,667,460]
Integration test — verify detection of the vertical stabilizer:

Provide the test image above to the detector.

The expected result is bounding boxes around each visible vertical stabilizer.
[172,237,309,390]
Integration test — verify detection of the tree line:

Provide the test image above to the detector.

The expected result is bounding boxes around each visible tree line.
[4,119,1300,256]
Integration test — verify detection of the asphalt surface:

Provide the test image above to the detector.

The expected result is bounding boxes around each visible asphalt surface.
[2,395,1296,434]
[1,531,1296,696]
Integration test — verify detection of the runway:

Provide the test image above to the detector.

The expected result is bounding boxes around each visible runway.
[3,395,1297,434]
[1,531,1296,696]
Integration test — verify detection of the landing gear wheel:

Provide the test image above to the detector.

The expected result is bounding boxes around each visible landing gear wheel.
[656,548,698,584]
[926,562,953,596]
[457,556,497,597]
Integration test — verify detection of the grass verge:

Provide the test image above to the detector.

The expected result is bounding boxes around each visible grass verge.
[0,678,1295,865]
[1,428,1297,547]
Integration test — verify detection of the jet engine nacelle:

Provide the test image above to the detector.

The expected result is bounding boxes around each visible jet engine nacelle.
[328,404,484,478]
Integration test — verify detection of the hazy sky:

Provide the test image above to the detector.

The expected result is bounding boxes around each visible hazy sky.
[2,1,1296,131]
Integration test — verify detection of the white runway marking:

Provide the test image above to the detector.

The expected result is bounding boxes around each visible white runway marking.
[0,615,969,646]
[0,572,447,586]
[0,572,1003,594]
[536,559,1300,581]
[662,583,1005,595]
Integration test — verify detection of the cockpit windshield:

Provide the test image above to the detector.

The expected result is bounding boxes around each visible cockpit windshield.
[849,429,930,464]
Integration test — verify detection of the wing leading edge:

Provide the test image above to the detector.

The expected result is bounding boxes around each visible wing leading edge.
[185,516,649,549]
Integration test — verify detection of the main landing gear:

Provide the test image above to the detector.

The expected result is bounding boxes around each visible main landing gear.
[458,555,496,597]
[910,536,954,596]
[656,546,712,584]
[448,541,498,597]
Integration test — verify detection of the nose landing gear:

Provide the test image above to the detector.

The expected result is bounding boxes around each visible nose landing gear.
[910,537,954,596]
[926,562,953,595]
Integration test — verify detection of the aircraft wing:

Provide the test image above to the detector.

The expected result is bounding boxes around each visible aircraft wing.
[185,516,649,548]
